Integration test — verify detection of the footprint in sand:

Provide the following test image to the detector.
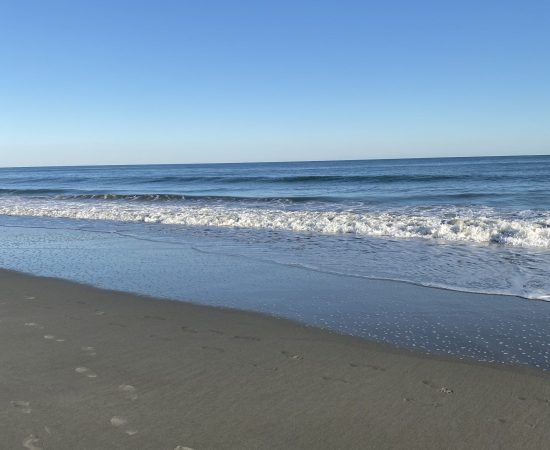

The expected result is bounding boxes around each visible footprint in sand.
[11,400,31,414]
[82,346,97,356]
[422,380,454,394]
[118,384,138,401]
[110,416,128,427]
[22,435,41,450]
[281,350,303,360]
[39,333,65,342]
[75,367,97,378]
[110,416,138,436]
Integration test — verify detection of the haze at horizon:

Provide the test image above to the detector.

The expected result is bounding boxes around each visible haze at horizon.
[1,0,549,167]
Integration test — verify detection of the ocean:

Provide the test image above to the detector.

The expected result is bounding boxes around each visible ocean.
[1,155,550,368]
[1,155,549,299]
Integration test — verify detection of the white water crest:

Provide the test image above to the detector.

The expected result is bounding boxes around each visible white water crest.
[1,197,550,248]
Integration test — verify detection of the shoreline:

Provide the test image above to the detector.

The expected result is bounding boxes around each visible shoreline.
[0,267,528,369]
[1,268,549,449]
[0,266,542,372]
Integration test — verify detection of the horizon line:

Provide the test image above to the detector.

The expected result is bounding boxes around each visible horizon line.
[1,152,549,170]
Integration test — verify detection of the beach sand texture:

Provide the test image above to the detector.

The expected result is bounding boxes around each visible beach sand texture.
[1,269,549,450]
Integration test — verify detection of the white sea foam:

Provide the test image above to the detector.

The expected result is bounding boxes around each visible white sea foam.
[1,198,550,248]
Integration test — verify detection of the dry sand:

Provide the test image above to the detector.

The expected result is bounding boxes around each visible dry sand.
[1,269,549,449]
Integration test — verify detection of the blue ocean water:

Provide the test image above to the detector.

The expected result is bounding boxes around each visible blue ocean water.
[1,155,550,210]
[1,155,550,300]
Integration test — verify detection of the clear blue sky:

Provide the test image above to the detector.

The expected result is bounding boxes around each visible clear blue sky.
[1,0,549,166]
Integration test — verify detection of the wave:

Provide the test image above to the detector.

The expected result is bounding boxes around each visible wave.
[60,193,186,201]
[138,173,523,185]
[0,188,519,205]
[57,193,337,203]
[1,173,523,188]
[0,188,67,195]
[1,198,549,248]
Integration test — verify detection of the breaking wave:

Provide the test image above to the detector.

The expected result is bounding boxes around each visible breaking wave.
[0,197,549,248]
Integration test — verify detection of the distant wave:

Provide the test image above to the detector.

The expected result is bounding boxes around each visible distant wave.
[137,173,525,185]
[60,193,186,201]
[1,198,549,248]
[0,188,520,205]
[57,193,335,203]
[0,173,530,189]
[0,188,67,195]
[56,191,527,204]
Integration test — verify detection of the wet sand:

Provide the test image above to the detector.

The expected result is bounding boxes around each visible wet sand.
[1,269,549,449]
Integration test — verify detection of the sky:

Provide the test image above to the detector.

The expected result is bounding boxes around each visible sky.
[0,0,549,167]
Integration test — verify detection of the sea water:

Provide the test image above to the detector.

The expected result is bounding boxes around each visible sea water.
[1,155,549,300]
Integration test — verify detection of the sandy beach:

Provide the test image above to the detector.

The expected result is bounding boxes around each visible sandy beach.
[1,269,549,449]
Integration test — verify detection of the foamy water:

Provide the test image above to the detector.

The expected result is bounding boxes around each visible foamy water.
[0,197,549,248]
